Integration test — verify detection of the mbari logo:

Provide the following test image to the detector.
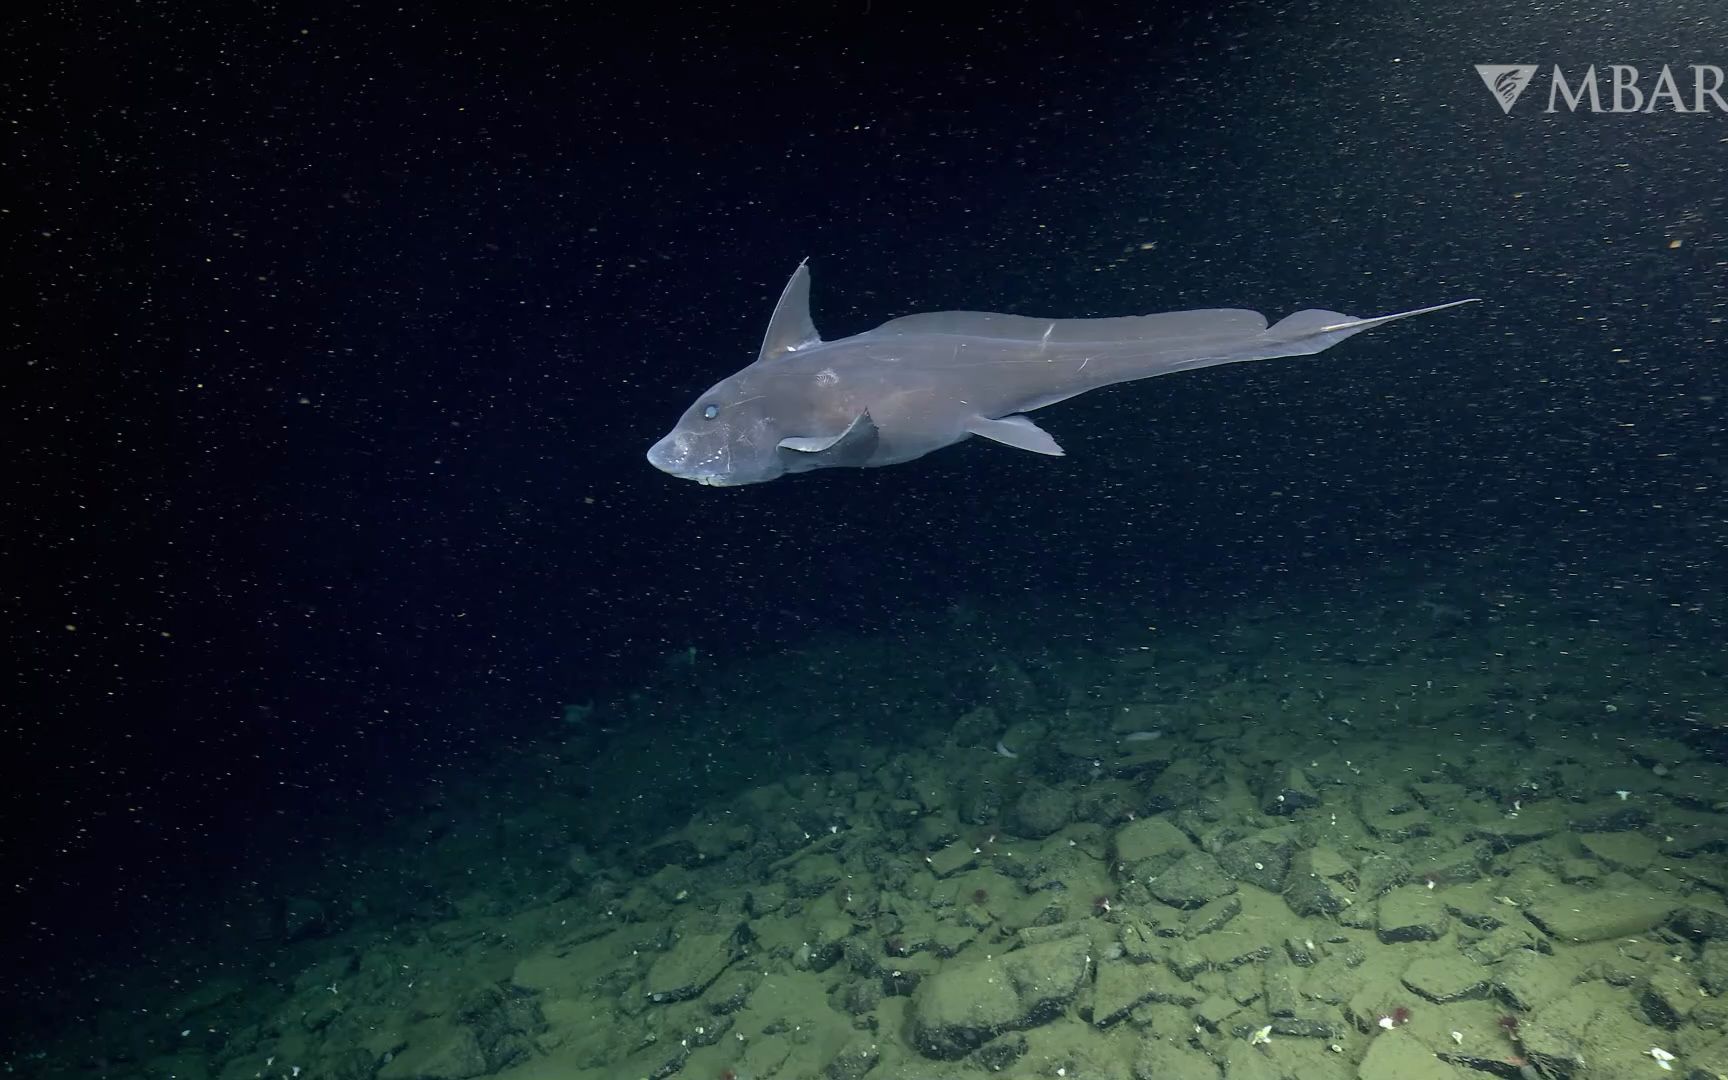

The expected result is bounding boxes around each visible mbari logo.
[1474,63,1728,114]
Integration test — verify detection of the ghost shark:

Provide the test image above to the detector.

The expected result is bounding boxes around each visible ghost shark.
[647,261,1479,486]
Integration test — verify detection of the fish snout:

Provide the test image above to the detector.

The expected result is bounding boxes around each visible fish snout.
[646,432,687,476]
[647,430,735,485]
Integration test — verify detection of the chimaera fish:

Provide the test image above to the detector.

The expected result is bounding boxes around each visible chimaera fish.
[647,261,1479,486]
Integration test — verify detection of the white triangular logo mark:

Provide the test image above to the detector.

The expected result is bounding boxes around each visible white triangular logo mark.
[1474,64,1538,114]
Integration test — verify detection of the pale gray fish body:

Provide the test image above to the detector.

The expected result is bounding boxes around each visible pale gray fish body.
[647,261,1479,486]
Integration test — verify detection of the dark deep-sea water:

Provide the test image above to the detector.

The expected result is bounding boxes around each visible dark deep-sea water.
[5,3,1725,1079]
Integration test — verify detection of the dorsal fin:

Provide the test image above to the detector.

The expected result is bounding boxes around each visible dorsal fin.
[757,259,822,361]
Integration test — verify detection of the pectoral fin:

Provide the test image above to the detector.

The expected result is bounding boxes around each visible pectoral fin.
[778,410,880,465]
[965,414,1065,456]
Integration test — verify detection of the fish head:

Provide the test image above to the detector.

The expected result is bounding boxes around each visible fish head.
[647,369,791,487]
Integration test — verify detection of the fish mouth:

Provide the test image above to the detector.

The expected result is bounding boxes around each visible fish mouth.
[648,434,739,485]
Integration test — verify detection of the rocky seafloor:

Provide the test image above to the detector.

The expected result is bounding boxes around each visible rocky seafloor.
[13,576,1728,1080]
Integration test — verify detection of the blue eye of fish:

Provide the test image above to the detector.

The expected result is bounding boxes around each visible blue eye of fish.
[702,404,719,420]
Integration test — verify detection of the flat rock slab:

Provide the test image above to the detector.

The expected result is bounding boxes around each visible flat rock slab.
[1579,831,1660,871]
[910,936,1090,1059]
[1184,893,1242,937]
[1409,782,1470,814]
[1522,983,1652,1077]
[377,1023,487,1080]
[785,852,844,896]
[645,929,740,1002]
[1113,817,1192,865]
[1132,1036,1221,1080]
[928,839,980,878]
[1378,885,1451,943]
[1568,799,1650,833]
[513,929,626,998]
[1411,845,1485,888]
[1401,954,1491,1003]
[1356,1029,1471,1079]
[1523,875,1679,943]
[1672,903,1728,943]
[1285,846,1357,917]
[1149,852,1237,910]
[1359,784,1433,842]
[1440,882,1512,932]
[1216,828,1296,892]
[1194,933,1272,970]
[1459,800,1565,845]
[1094,960,1200,1025]
[1259,762,1321,815]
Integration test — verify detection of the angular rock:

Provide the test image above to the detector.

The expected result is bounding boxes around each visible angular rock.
[1216,828,1295,892]
[455,984,544,1073]
[1460,800,1564,847]
[1400,955,1490,1003]
[1491,949,1564,1013]
[314,1048,378,1080]
[1285,847,1357,917]
[1221,1046,1282,1080]
[1259,763,1319,815]
[1461,922,1545,965]
[1377,885,1449,944]
[1113,816,1192,865]
[745,884,786,917]
[1578,831,1659,871]
[1673,902,1728,942]
[378,1025,487,1080]
[836,978,883,1016]
[1132,1035,1221,1080]
[646,928,740,1002]
[1263,952,1299,1017]
[1011,784,1074,839]
[703,972,759,1015]
[1094,959,1201,1026]
[1640,969,1694,1029]
[1192,932,1272,971]
[1337,900,1378,931]
[1520,987,1601,1077]
[1355,1029,1470,1079]
[1568,799,1650,833]
[1192,994,1240,1033]
[1523,874,1678,943]
[1185,893,1242,937]
[1439,882,1509,932]
[635,837,700,873]
[1408,781,1470,814]
[824,1037,880,1080]
[973,1033,1028,1072]
[1269,1016,1346,1039]
[927,839,980,879]
[1301,953,1362,1008]
[1356,850,1413,901]
[1149,852,1237,910]
[1358,785,1431,842]
[1167,943,1210,981]
[1147,758,1215,811]
[1701,941,1728,995]
[1407,843,1486,889]
[785,852,844,897]
[909,936,1090,1058]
